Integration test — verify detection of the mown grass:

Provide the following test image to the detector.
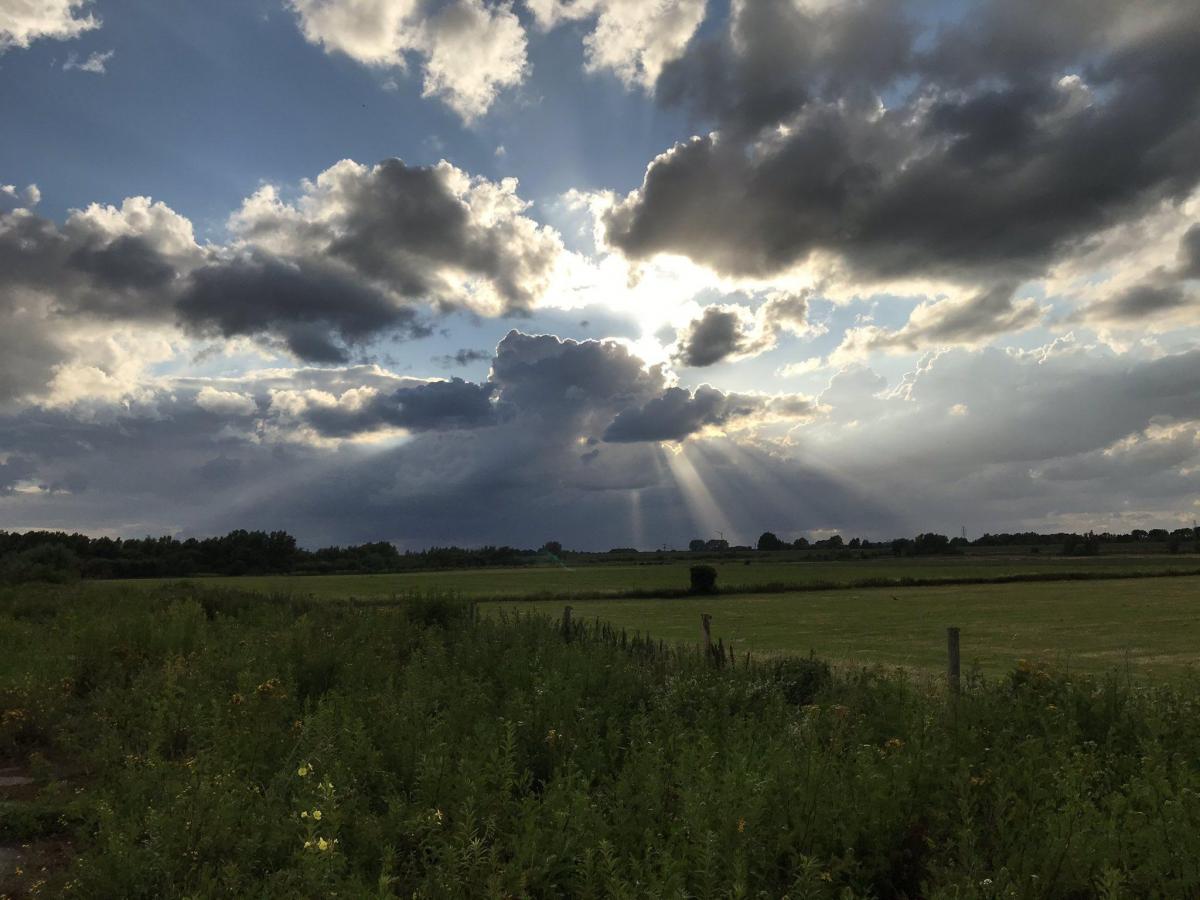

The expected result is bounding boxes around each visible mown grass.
[495,575,1200,679]
[4,584,1200,897]
[105,553,1200,600]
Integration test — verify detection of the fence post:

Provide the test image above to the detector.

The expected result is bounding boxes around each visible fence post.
[947,626,961,694]
[562,605,573,640]
[701,613,713,655]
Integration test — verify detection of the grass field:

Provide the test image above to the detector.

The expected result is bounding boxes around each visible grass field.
[494,576,1200,678]
[108,552,1200,599]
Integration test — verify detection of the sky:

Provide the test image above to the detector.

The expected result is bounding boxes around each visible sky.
[1,0,1198,549]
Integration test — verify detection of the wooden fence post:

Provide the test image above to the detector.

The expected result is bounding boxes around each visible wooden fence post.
[562,605,573,640]
[947,626,961,694]
[701,613,713,655]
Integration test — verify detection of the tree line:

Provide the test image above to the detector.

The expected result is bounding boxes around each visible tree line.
[0,529,538,584]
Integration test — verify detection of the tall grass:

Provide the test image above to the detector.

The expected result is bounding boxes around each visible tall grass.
[2,583,1200,897]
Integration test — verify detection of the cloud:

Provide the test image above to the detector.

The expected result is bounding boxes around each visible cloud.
[0,0,98,51]
[284,377,501,438]
[229,158,562,317]
[603,384,817,442]
[176,254,432,363]
[63,48,113,73]
[195,386,258,417]
[435,348,491,367]
[1070,225,1200,326]
[0,158,567,398]
[834,284,1044,358]
[528,0,707,90]
[1181,225,1200,278]
[673,292,815,367]
[285,0,527,121]
[3,330,1198,547]
[605,0,1200,307]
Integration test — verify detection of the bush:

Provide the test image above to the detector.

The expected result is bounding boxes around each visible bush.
[688,564,718,594]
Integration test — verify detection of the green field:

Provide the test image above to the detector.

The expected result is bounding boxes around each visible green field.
[94,556,1200,680]
[492,575,1200,678]
[110,552,1200,599]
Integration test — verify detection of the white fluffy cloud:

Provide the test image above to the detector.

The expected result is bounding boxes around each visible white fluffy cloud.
[527,0,707,89]
[0,0,98,51]
[285,0,527,120]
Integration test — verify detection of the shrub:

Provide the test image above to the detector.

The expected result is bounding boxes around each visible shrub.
[689,564,718,594]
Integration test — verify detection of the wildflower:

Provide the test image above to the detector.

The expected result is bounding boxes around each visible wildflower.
[304,840,312,849]
[230,692,244,705]
[317,838,329,852]
[300,811,308,819]
[737,817,746,833]
[884,737,904,752]
[434,808,444,824]
[980,878,993,886]
[297,765,309,777]
[312,810,322,821]
[820,871,833,882]
[545,728,558,746]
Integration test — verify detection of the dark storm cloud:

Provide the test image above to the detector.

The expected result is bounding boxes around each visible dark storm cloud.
[300,378,501,437]
[611,0,1200,286]
[176,255,432,363]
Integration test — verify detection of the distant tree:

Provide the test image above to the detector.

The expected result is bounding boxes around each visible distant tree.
[913,533,952,555]
[891,538,914,556]
[847,537,861,550]
[689,539,706,552]
[756,531,786,551]
[791,537,810,549]
[0,544,80,584]
[1062,531,1101,556]
[689,565,718,594]
[815,534,843,549]
[542,541,563,556]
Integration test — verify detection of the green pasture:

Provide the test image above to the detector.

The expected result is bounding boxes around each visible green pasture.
[491,575,1200,679]
[108,552,1200,599]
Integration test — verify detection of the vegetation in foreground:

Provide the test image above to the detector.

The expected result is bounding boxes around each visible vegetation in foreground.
[3,585,1200,897]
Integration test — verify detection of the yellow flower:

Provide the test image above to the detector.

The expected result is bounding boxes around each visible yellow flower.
[434,808,444,824]
[312,810,322,821]
[300,811,308,819]
[304,840,312,849]
[736,817,746,833]
[297,765,309,777]
[317,838,329,852]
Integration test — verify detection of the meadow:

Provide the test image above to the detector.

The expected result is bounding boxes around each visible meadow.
[494,575,1200,679]
[108,552,1200,600]
[4,583,1200,897]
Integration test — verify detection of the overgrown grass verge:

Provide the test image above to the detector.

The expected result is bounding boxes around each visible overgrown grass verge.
[2,583,1200,897]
